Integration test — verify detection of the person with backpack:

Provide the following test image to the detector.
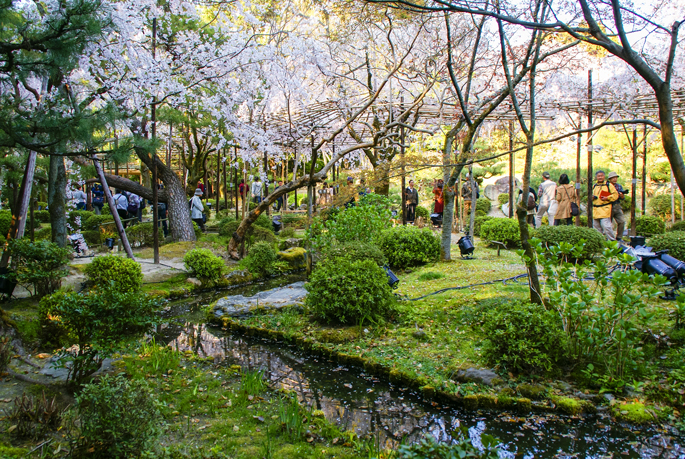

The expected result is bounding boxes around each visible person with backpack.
[592,170,619,240]
[92,184,104,215]
[126,192,140,222]
[112,189,130,228]
[517,186,538,227]
[190,188,205,232]
[607,171,627,241]
[554,174,578,226]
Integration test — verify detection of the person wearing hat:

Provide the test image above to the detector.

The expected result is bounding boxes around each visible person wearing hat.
[190,188,205,232]
[607,171,627,241]
[592,170,619,240]
[535,171,557,227]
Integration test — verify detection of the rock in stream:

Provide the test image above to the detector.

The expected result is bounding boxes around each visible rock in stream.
[213,281,307,318]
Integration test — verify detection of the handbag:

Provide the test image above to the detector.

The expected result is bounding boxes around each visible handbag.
[565,188,580,216]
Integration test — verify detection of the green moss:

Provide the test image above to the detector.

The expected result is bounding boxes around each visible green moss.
[463,394,478,410]
[277,247,306,268]
[517,383,547,400]
[314,327,360,344]
[515,397,532,413]
[421,385,436,397]
[476,393,498,409]
[554,397,583,415]
[612,402,662,424]
[0,443,28,458]
[497,394,514,409]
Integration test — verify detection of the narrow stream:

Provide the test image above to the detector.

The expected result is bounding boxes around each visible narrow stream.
[153,277,684,458]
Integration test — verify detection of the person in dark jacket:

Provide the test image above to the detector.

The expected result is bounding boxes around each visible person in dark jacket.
[404,180,419,223]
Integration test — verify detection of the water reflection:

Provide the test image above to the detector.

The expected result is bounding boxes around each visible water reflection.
[154,322,684,458]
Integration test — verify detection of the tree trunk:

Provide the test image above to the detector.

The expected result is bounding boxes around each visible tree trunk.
[373,161,391,196]
[440,133,456,260]
[48,154,67,248]
[93,157,134,259]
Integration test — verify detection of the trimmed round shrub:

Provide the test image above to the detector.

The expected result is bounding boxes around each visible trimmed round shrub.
[648,231,685,261]
[480,218,520,247]
[126,222,155,247]
[85,255,143,292]
[498,193,510,205]
[324,241,387,266]
[649,193,682,220]
[379,226,439,269]
[220,220,241,238]
[473,215,493,237]
[533,225,605,260]
[635,215,665,237]
[34,227,52,241]
[254,212,272,231]
[0,209,11,238]
[279,227,296,238]
[82,214,112,231]
[244,241,277,277]
[482,300,565,374]
[68,210,95,230]
[183,249,224,282]
[70,374,162,458]
[251,226,276,245]
[476,197,491,214]
[34,210,51,223]
[668,221,685,232]
[415,205,429,220]
[305,258,394,325]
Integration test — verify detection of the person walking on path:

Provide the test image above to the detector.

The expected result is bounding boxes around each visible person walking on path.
[190,188,205,232]
[251,177,263,204]
[518,186,538,227]
[92,184,104,215]
[432,179,444,217]
[112,189,130,228]
[126,192,141,222]
[536,172,557,227]
[275,180,284,212]
[461,174,478,216]
[554,174,576,226]
[157,184,168,237]
[238,179,246,207]
[404,180,419,223]
[592,170,619,240]
[607,171,627,241]
[73,184,87,210]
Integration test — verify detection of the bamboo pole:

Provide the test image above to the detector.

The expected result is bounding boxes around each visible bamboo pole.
[92,157,134,259]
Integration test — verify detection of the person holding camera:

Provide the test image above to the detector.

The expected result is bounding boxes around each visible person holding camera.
[607,171,627,241]
[592,170,619,240]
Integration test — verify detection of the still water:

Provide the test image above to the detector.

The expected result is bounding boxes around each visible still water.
[154,276,684,458]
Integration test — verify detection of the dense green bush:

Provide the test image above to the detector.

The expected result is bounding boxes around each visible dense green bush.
[68,210,94,230]
[40,288,160,383]
[217,216,236,236]
[415,205,429,220]
[254,212,272,231]
[379,226,439,269]
[220,220,240,238]
[649,194,682,220]
[635,215,665,237]
[279,227,296,238]
[498,193,510,205]
[323,241,387,266]
[480,218,520,247]
[34,227,52,241]
[183,249,224,281]
[126,222,155,247]
[70,374,162,458]
[85,255,143,292]
[82,230,101,245]
[533,225,605,259]
[649,231,685,261]
[397,435,498,459]
[192,221,202,238]
[668,221,685,232]
[82,214,113,231]
[305,258,394,325]
[6,239,70,297]
[473,215,494,237]
[34,210,51,223]
[244,241,277,277]
[482,300,565,374]
[476,197,492,214]
[250,226,276,245]
[0,209,11,238]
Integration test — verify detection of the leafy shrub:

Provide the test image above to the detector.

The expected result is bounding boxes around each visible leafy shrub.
[5,239,70,297]
[649,231,685,261]
[635,215,665,237]
[192,221,202,238]
[279,227,296,238]
[482,300,565,374]
[217,215,236,235]
[34,227,52,241]
[476,210,487,217]
[183,248,224,281]
[379,226,439,269]
[220,220,240,238]
[305,258,394,325]
[82,214,113,231]
[0,209,11,238]
[533,225,605,259]
[250,226,276,245]
[649,193,682,220]
[498,193,510,205]
[34,210,51,223]
[415,205,429,220]
[281,213,306,225]
[84,255,143,293]
[5,391,63,439]
[254,212,272,231]
[36,201,48,210]
[323,240,387,266]
[70,374,162,458]
[126,222,156,247]
[476,197,492,214]
[397,433,498,459]
[244,241,277,277]
[669,221,685,232]
[480,218,520,247]
[81,230,100,245]
[473,215,494,237]
[40,289,160,383]
[68,210,94,230]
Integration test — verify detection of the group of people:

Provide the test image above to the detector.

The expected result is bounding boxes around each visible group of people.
[403,176,479,224]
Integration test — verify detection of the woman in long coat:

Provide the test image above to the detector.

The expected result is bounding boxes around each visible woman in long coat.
[554,173,577,226]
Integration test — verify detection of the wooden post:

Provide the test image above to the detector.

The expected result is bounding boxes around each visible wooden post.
[587,70,593,227]
[151,17,159,264]
[216,149,221,214]
[642,125,648,216]
[234,145,239,220]
[575,117,582,226]
[92,157,134,259]
[401,123,407,225]
[631,128,638,235]
[223,148,228,212]
[508,120,514,218]
[469,164,476,237]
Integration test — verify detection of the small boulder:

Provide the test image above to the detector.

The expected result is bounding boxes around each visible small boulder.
[186,277,202,287]
[277,247,306,268]
[455,367,501,386]
[280,238,302,250]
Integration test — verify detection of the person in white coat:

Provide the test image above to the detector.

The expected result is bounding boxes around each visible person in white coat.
[190,188,205,232]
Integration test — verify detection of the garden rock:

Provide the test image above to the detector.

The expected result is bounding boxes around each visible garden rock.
[41,355,115,381]
[186,277,202,287]
[213,281,307,318]
[281,238,302,249]
[277,247,306,268]
[455,367,501,386]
